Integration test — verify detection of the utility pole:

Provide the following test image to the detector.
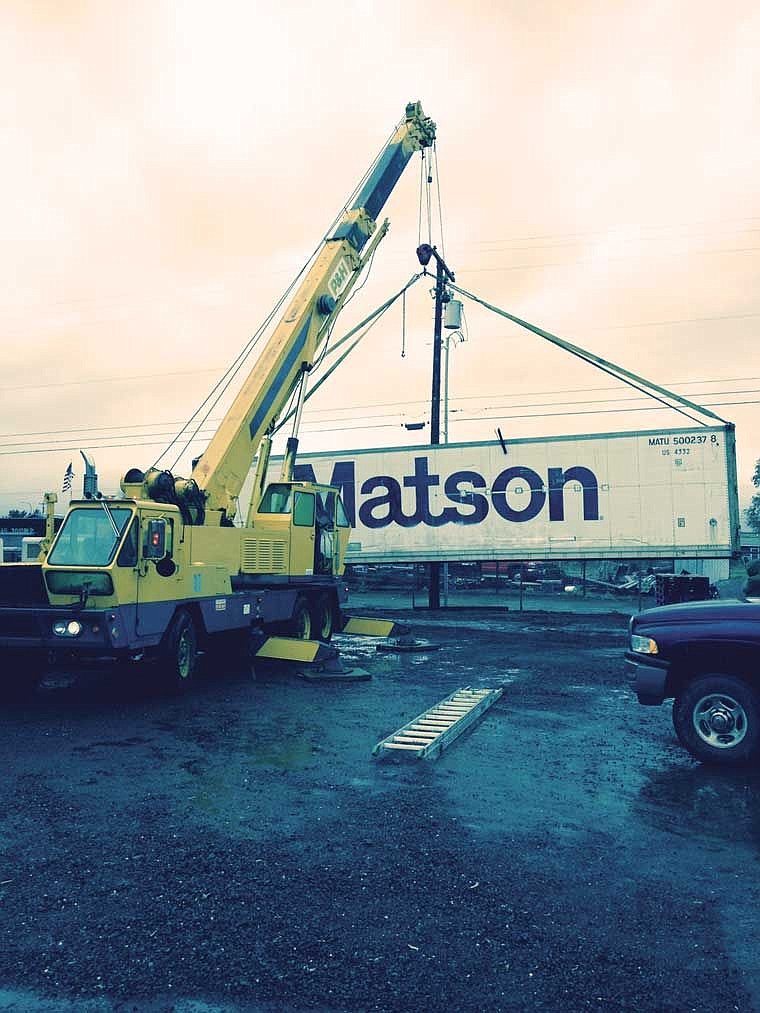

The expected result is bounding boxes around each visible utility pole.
[416,243,455,610]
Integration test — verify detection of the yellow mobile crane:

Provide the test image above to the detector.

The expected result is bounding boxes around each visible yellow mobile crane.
[0,102,435,697]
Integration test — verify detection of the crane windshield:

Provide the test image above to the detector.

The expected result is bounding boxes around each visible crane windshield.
[48,506,134,567]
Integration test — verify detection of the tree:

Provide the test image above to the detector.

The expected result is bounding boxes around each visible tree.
[747,460,760,533]
[7,509,28,518]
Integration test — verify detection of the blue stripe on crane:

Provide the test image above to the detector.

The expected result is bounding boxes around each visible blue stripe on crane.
[248,315,312,440]
[350,142,411,221]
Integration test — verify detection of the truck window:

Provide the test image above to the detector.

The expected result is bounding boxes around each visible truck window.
[117,519,138,567]
[258,484,292,514]
[336,496,350,528]
[293,492,315,527]
[48,506,134,567]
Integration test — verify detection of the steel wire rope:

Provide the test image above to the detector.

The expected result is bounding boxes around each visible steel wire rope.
[419,151,425,247]
[272,274,423,435]
[433,141,445,261]
[1,308,757,399]
[426,148,433,245]
[449,282,728,428]
[158,116,404,472]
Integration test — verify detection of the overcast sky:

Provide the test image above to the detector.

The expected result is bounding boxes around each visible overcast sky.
[1,0,758,516]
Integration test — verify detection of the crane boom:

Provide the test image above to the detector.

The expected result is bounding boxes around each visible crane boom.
[190,101,436,521]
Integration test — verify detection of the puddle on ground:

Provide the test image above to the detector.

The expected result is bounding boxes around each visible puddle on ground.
[635,762,760,852]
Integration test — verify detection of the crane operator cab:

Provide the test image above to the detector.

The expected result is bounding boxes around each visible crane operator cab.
[254,482,351,577]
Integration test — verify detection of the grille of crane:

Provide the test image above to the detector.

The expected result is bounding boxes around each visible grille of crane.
[241,539,288,574]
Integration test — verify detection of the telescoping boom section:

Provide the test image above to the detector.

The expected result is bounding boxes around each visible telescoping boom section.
[192,101,435,523]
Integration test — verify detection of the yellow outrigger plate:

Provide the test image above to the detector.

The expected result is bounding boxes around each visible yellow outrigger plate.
[253,636,337,665]
[340,616,408,638]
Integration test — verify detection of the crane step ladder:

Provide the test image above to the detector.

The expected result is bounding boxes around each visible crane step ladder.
[372,686,503,760]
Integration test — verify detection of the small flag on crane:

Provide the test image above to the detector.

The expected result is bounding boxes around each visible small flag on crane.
[62,462,74,492]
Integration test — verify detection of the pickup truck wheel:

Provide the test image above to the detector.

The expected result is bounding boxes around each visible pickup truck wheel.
[160,611,198,688]
[673,675,760,765]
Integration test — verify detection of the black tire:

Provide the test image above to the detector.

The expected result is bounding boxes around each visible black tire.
[287,595,312,640]
[672,674,760,765]
[160,611,198,688]
[0,650,45,703]
[311,593,335,642]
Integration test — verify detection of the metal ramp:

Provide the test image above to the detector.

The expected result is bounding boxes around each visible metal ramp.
[372,686,503,760]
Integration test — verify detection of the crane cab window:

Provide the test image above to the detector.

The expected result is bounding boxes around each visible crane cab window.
[258,484,292,514]
[117,518,138,567]
[49,506,133,567]
[293,492,315,527]
[336,497,350,528]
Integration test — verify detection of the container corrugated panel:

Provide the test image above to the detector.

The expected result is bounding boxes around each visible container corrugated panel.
[273,425,738,564]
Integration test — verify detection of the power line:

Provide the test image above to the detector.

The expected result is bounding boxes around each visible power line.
[1,378,758,444]
[1,384,757,448]
[1,296,758,399]
[0,397,756,458]
[457,245,760,276]
[0,367,221,394]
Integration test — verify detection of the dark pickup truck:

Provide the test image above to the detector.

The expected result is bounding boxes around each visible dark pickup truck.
[626,599,760,765]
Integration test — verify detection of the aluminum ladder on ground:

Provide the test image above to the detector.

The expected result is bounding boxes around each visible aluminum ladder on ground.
[372,686,503,760]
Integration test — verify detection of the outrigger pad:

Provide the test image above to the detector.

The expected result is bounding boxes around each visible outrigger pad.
[297,665,371,682]
[339,616,411,638]
[375,637,439,653]
[253,635,339,665]
[296,652,371,681]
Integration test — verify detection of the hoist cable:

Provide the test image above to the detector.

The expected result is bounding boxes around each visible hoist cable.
[426,149,433,244]
[401,288,407,358]
[449,282,729,427]
[433,141,446,261]
[273,274,424,434]
[418,152,425,247]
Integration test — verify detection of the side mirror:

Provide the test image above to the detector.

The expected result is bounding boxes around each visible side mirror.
[144,518,167,559]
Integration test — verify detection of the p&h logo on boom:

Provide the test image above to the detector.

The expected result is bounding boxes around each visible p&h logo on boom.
[293,456,599,530]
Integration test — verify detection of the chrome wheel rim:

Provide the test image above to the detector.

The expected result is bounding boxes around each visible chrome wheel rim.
[296,610,311,640]
[318,605,332,640]
[692,692,748,749]
[177,630,193,679]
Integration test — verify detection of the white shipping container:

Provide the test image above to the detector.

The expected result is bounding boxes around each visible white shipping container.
[283,425,739,564]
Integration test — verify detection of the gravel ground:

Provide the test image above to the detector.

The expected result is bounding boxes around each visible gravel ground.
[1,609,759,1012]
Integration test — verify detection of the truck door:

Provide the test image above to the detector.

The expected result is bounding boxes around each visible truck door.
[135,514,177,638]
[290,490,316,576]
[314,488,339,575]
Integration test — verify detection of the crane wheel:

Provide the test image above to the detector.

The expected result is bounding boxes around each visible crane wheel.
[287,595,313,640]
[160,610,199,688]
[311,593,335,642]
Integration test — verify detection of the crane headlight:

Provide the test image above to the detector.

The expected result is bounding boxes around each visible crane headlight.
[53,619,83,637]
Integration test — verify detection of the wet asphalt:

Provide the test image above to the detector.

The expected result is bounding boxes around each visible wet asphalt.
[0,609,759,1012]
